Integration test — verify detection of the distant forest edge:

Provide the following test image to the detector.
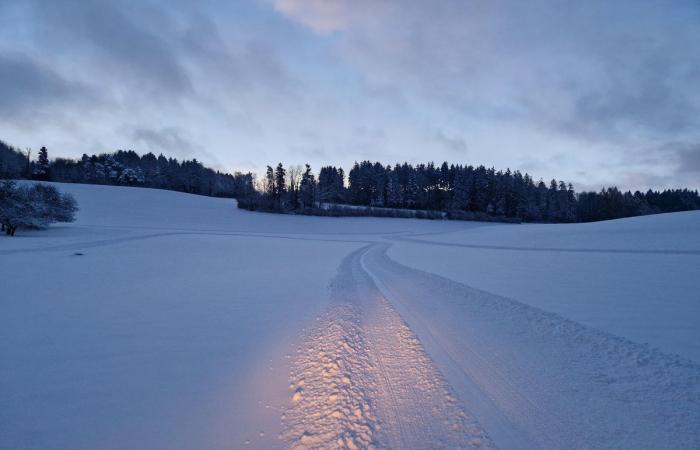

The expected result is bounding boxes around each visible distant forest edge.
[0,140,255,198]
[240,162,700,223]
[2,140,699,223]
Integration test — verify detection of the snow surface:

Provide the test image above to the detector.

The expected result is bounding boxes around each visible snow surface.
[388,212,700,362]
[1,183,699,449]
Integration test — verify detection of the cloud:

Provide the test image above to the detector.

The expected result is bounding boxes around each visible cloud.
[179,12,299,101]
[131,127,208,160]
[34,0,192,97]
[288,144,326,160]
[275,0,700,144]
[1,0,699,191]
[434,129,467,154]
[4,0,298,115]
[0,52,92,117]
[667,142,700,174]
[0,1,307,169]
[617,172,675,192]
[272,0,380,34]
[677,147,700,174]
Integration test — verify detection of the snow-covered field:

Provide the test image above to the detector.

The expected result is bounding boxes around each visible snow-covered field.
[2,183,699,449]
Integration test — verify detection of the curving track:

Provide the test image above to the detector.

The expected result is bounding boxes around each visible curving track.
[285,241,700,449]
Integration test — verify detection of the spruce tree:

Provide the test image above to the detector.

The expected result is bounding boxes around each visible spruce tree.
[34,146,50,180]
[299,164,316,208]
[387,171,402,207]
[265,166,275,195]
[405,170,419,208]
[451,169,470,210]
[274,163,286,207]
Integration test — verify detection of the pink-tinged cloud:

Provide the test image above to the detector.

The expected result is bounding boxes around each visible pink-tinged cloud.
[272,0,388,34]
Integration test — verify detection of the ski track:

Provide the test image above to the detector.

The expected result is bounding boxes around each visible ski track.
[389,234,700,256]
[361,243,700,449]
[282,246,493,450]
[0,230,380,255]
[271,235,699,449]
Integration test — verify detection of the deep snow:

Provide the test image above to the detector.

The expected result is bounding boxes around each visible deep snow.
[388,212,700,362]
[1,183,699,449]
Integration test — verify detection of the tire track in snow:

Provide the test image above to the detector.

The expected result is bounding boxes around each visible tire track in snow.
[282,245,493,449]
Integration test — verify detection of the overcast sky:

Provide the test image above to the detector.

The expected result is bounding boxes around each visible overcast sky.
[1,0,699,190]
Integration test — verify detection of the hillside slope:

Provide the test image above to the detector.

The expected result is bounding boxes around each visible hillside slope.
[1,183,698,449]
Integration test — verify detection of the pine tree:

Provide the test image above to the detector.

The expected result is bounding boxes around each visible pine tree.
[299,164,316,209]
[451,169,470,210]
[371,162,387,206]
[348,162,363,205]
[440,162,450,190]
[318,166,345,204]
[547,179,559,221]
[565,182,576,222]
[386,171,402,207]
[336,167,345,201]
[535,180,548,220]
[33,146,50,180]
[472,166,489,212]
[318,166,333,203]
[404,170,419,208]
[275,163,286,207]
[265,166,275,195]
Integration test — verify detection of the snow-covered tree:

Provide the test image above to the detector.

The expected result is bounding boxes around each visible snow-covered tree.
[0,182,77,236]
[119,167,145,185]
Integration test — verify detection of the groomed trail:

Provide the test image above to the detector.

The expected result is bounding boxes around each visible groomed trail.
[283,246,493,449]
[285,242,700,450]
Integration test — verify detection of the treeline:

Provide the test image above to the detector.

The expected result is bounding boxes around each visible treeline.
[576,187,700,222]
[0,140,255,198]
[239,161,700,223]
[3,139,698,223]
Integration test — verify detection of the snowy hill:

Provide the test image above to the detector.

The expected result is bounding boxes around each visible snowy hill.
[2,183,699,449]
[389,209,700,362]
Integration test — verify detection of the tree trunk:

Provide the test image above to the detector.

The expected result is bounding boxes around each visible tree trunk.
[10,226,16,236]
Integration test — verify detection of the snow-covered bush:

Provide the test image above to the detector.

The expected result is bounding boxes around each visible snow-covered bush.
[0,181,78,236]
[118,167,145,185]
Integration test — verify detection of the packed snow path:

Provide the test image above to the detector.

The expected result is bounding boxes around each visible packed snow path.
[283,246,493,449]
